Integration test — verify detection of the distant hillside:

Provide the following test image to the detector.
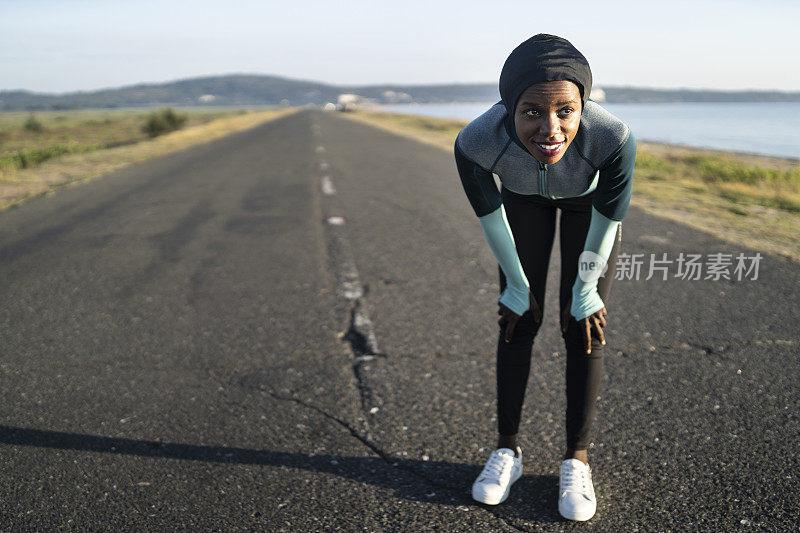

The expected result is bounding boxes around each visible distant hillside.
[2,74,799,110]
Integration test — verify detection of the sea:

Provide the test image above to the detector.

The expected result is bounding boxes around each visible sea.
[376,102,800,160]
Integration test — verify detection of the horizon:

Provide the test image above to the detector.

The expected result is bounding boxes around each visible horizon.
[5,72,800,98]
[3,0,800,93]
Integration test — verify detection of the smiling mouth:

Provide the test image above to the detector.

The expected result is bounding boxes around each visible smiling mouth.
[533,140,565,156]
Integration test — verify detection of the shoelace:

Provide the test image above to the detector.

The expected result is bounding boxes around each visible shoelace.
[480,453,514,482]
[561,465,591,495]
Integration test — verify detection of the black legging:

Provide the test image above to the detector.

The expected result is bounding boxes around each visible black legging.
[496,186,621,450]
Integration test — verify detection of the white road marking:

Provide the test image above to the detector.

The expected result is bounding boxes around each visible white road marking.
[321,175,336,195]
[342,279,363,300]
[316,136,382,425]
[315,146,326,154]
[325,216,346,226]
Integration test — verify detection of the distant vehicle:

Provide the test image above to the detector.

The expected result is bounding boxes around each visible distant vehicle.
[336,93,361,112]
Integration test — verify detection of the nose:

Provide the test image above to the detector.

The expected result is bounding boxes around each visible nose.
[539,113,561,139]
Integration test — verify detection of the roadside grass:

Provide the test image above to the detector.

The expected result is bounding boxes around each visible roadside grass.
[0,107,296,210]
[0,107,246,173]
[636,151,800,213]
[342,108,800,262]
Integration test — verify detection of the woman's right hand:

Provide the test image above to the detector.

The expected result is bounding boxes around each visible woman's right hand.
[498,291,542,343]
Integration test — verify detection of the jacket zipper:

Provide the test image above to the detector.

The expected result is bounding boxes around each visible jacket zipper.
[538,162,551,199]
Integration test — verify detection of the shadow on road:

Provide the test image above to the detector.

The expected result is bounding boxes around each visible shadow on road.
[1,425,562,522]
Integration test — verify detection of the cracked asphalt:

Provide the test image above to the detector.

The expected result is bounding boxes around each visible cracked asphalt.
[1,110,798,531]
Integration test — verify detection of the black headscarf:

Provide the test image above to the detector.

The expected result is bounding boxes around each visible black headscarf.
[499,34,592,149]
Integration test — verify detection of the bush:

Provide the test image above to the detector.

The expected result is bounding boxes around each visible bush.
[0,145,76,170]
[23,114,44,133]
[141,107,188,138]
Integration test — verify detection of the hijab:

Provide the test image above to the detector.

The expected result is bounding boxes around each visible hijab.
[499,34,593,149]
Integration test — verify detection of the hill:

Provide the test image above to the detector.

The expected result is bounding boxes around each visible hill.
[2,74,799,110]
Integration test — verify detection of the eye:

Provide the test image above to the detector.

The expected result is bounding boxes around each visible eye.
[559,107,574,117]
[523,108,540,118]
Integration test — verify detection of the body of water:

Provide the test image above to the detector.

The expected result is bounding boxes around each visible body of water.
[377,101,800,160]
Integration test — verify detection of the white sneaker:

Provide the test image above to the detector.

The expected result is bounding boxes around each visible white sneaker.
[558,458,597,521]
[471,447,522,505]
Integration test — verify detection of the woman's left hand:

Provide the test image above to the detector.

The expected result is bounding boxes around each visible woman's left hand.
[561,296,608,355]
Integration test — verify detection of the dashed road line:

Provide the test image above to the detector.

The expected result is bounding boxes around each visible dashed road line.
[321,175,336,196]
[324,215,346,226]
[312,128,383,435]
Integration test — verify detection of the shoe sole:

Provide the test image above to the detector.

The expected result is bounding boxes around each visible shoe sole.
[558,502,596,521]
[471,468,522,505]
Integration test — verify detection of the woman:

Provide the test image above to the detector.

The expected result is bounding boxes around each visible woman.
[454,34,636,521]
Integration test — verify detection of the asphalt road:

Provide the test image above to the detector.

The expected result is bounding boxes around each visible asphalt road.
[1,110,798,531]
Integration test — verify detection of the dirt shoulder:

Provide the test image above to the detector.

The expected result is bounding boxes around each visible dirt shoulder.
[0,108,297,211]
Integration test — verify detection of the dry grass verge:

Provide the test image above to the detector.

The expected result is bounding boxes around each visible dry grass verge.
[0,107,296,211]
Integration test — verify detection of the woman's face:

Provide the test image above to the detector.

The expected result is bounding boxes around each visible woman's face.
[513,80,582,164]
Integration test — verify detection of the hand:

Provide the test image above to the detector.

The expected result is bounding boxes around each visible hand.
[561,296,608,355]
[498,291,542,343]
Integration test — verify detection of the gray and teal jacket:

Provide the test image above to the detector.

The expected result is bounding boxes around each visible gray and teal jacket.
[454,100,636,320]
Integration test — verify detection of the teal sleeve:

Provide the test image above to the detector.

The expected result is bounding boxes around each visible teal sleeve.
[570,207,620,321]
[478,205,530,316]
[593,131,636,221]
[454,140,503,217]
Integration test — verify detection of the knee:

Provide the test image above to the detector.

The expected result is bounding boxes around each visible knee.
[506,310,542,339]
[561,318,605,357]
[497,311,541,353]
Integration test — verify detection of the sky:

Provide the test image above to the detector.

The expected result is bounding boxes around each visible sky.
[2,0,799,94]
